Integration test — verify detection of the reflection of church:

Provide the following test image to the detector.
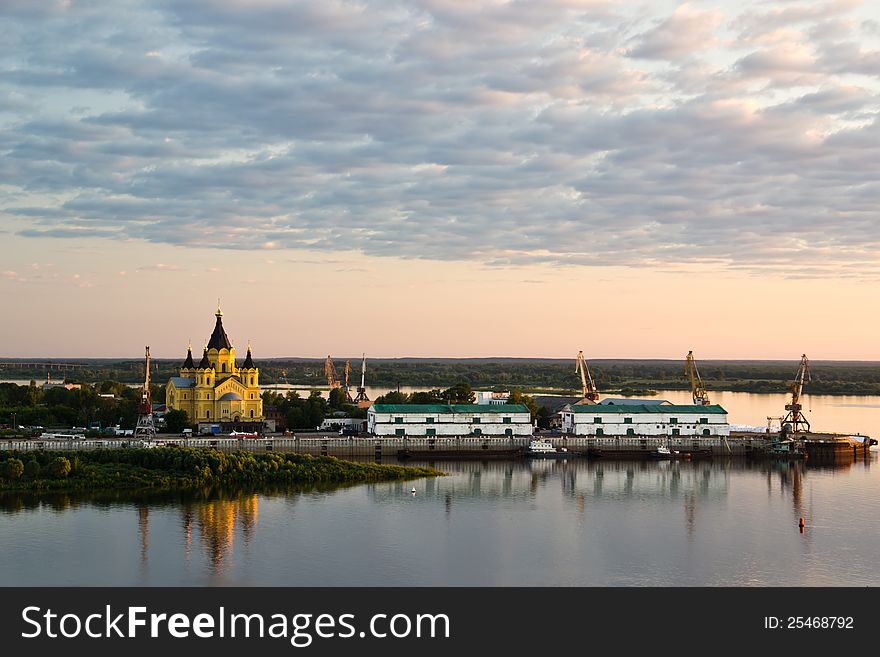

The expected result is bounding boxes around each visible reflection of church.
[166,305,263,428]
[189,496,259,573]
[139,496,260,575]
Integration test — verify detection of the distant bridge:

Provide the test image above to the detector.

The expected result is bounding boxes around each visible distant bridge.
[0,361,86,370]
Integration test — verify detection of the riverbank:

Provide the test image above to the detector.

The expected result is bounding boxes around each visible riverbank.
[0,447,442,492]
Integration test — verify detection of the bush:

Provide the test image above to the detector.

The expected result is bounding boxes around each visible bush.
[2,458,24,480]
[24,459,40,478]
[47,456,71,479]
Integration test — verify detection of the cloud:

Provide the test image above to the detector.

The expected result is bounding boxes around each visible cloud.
[628,3,723,60]
[2,1,880,277]
[136,263,184,272]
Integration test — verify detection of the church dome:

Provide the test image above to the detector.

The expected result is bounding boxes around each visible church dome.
[207,306,233,350]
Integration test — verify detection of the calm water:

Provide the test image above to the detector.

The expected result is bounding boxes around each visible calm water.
[2,391,879,587]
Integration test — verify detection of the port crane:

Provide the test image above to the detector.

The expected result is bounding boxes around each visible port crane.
[575,351,600,402]
[782,354,811,434]
[685,351,711,405]
[354,353,371,407]
[342,360,355,402]
[133,346,156,441]
[324,355,341,389]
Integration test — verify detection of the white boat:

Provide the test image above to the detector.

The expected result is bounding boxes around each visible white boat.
[524,438,573,458]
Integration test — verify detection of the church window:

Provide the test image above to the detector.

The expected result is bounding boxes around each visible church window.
[250,376,254,385]
[206,410,210,419]
[222,363,227,373]
[250,410,254,418]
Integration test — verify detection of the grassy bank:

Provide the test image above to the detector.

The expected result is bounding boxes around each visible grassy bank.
[0,447,441,492]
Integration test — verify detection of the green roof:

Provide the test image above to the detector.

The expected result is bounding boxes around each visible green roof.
[570,404,727,414]
[371,404,530,414]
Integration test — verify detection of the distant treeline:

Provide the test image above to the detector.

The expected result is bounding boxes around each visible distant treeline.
[0,448,440,492]
[5,359,880,395]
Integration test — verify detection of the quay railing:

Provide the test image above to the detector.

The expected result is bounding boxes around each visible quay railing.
[0,433,775,456]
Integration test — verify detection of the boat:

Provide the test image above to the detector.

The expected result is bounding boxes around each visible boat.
[650,446,713,459]
[524,438,574,459]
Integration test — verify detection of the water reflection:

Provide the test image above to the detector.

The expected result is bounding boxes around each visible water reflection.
[0,454,876,586]
[135,492,260,575]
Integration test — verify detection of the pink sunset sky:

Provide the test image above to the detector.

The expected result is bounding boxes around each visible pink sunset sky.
[2,1,880,359]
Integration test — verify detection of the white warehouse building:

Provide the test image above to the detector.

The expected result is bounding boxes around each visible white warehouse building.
[368,404,533,437]
[560,404,729,437]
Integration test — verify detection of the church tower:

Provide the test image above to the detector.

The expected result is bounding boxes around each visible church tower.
[166,305,263,427]
[206,303,236,379]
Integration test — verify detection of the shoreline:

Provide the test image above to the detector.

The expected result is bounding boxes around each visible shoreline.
[0,447,442,494]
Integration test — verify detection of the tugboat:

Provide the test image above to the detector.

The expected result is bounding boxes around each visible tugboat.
[524,438,573,459]
[650,444,690,459]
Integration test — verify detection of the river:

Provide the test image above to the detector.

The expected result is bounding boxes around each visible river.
[1,390,878,586]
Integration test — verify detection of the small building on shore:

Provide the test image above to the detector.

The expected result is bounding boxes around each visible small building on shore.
[368,403,532,437]
[560,404,729,437]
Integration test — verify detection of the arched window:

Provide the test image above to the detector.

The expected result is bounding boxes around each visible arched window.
[206,409,210,419]
[249,376,254,385]
[250,410,254,418]
[222,363,227,373]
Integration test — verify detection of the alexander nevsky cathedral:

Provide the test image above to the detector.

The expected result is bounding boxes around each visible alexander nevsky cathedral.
[166,305,263,425]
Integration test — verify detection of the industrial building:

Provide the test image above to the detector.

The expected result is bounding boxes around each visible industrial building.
[368,403,533,437]
[560,404,729,437]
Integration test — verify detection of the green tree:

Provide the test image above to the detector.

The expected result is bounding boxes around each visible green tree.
[375,391,409,404]
[24,459,40,479]
[164,408,191,434]
[2,458,24,480]
[328,387,349,409]
[509,390,539,420]
[442,383,475,404]
[47,456,72,479]
[410,390,444,404]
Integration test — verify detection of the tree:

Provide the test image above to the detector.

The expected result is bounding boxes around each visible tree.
[47,456,71,479]
[442,383,475,404]
[24,459,40,479]
[2,458,24,480]
[164,408,191,434]
[328,387,349,410]
[410,390,444,404]
[375,391,409,404]
[509,390,539,420]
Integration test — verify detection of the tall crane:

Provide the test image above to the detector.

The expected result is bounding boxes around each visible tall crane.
[782,354,811,434]
[575,351,600,402]
[354,353,371,406]
[343,360,354,402]
[324,355,341,389]
[684,351,711,405]
[134,346,156,441]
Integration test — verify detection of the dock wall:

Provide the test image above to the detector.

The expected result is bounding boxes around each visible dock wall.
[0,434,783,457]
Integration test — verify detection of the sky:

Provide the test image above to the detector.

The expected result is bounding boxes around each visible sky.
[2,0,880,360]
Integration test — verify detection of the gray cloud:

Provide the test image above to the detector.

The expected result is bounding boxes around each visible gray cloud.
[2,0,880,276]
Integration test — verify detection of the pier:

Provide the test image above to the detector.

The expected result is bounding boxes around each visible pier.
[2,433,873,460]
